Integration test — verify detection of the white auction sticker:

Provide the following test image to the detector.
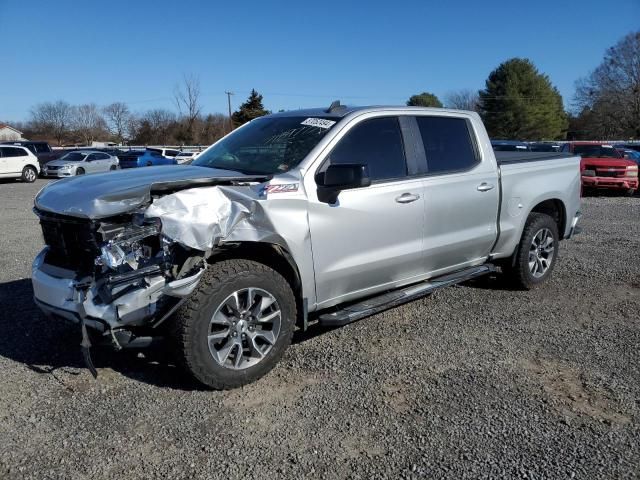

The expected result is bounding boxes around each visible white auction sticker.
[301,118,336,129]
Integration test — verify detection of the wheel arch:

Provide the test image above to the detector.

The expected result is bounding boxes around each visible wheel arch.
[206,242,306,329]
[529,198,567,239]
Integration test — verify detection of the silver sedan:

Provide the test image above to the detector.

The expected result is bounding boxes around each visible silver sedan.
[44,150,119,177]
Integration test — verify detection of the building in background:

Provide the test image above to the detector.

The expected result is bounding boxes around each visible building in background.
[0,124,25,141]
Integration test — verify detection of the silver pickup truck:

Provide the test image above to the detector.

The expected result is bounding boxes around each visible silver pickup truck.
[31,104,581,389]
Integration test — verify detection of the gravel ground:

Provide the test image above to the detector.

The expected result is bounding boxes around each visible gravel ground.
[0,178,638,479]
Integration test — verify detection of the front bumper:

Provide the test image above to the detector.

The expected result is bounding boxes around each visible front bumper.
[43,169,74,178]
[582,175,638,190]
[31,248,204,331]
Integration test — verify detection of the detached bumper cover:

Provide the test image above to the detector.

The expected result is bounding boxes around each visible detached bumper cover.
[31,248,204,330]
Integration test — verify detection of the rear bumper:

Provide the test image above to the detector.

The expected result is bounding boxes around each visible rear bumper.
[565,212,582,240]
[582,176,638,190]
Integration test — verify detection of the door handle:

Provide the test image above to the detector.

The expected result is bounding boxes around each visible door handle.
[395,193,420,204]
[477,183,495,192]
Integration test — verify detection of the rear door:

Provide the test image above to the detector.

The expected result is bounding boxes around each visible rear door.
[0,148,6,174]
[307,116,427,307]
[414,115,499,274]
[2,147,28,173]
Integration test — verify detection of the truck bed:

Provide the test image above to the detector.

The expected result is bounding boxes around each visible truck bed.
[495,151,575,165]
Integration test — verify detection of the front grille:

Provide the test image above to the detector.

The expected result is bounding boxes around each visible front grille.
[585,165,626,178]
[36,210,101,271]
[47,165,61,171]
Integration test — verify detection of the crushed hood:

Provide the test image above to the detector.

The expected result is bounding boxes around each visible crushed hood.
[34,165,266,219]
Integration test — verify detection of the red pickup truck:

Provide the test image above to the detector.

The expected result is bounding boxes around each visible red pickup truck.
[561,142,638,195]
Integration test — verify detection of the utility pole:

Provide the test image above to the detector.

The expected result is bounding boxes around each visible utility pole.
[225,91,234,132]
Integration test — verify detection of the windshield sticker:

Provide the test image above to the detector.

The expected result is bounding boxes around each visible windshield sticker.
[261,183,299,195]
[301,118,336,129]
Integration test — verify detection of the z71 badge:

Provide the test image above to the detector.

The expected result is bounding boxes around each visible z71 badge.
[261,183,299,195]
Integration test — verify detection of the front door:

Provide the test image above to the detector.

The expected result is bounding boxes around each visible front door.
[307,116,426,308]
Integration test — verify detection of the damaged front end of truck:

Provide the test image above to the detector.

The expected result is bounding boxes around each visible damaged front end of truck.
[30,167,282,373]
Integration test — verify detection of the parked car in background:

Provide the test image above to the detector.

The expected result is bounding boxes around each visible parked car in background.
[175,151,198,164]
[561,142,638,195]
[148,147,180,160]
[614,143,640,154]
[118,149,178,168]
[491,140,530,151]
[0,141,64,170]
[0,145,40,182]
[44,150,119,177]
[529,142,560,152]
[617,149,640,166]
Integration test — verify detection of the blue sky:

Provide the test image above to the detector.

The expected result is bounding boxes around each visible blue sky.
[1,0,638,122]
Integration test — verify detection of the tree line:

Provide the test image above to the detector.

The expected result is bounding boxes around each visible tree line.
[6,30,639,145]
[408,30,639,140]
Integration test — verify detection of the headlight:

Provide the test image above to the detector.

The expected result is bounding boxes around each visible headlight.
[98,244,126,268]
[59,164,72,170]
[626,165,638,177]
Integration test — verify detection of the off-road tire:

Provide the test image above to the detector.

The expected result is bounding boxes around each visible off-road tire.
[21,166,37,183]
[503,213,559,290]
[171,259,296,390]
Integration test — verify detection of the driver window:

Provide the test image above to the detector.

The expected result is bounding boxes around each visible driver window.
[327,117,407,182]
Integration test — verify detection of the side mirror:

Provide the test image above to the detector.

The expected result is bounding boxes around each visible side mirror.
[316,163,371,203]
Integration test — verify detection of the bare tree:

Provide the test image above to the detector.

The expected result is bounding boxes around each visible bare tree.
[71,104,108,146]
[174,74,202,141]
[29,100,73,145]
[574,30,640,138]
[103,102,131,144]
[444,89,480,111]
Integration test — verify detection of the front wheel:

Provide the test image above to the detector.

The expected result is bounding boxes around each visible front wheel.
[503,213,559,290]
[76,167,85,175]
[21,166,37,183]
[172,259,296,390]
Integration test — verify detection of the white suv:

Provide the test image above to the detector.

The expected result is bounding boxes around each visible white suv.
[0,145,40,183]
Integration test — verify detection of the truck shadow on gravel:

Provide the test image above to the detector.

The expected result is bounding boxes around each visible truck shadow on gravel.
[0,278,208,391]
[0,278,340,391]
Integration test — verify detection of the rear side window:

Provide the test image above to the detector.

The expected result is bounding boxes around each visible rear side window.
[165,149,179,157]
[329,117,406,181]
[96,153,110,159]
[0,147,27,157]
[416,116,479,174]
[33,143,50,153]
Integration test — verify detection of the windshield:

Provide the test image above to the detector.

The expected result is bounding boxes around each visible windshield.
[59,152,87,162]
[573,145,621,158]
[192,116,338,174]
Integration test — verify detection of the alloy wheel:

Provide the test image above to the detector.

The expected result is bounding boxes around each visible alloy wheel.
[207,288,281,370]
[529,228,554,278]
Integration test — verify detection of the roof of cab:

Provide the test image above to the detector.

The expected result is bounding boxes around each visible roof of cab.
[268,105,475,119]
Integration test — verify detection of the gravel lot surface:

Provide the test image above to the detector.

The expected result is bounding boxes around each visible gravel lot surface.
[0,178,638,479]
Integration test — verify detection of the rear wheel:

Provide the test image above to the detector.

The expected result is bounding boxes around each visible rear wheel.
[503,213,559,290]
[76,167,85,175]
[172,259,296,390]
[21,166,37,183]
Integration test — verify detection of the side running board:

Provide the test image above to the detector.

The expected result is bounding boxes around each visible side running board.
[318,264,495,327]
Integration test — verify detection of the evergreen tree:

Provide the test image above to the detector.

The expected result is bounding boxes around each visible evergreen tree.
[479,58,567,140]
[406,92,443,108]
[232,89,270,127]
